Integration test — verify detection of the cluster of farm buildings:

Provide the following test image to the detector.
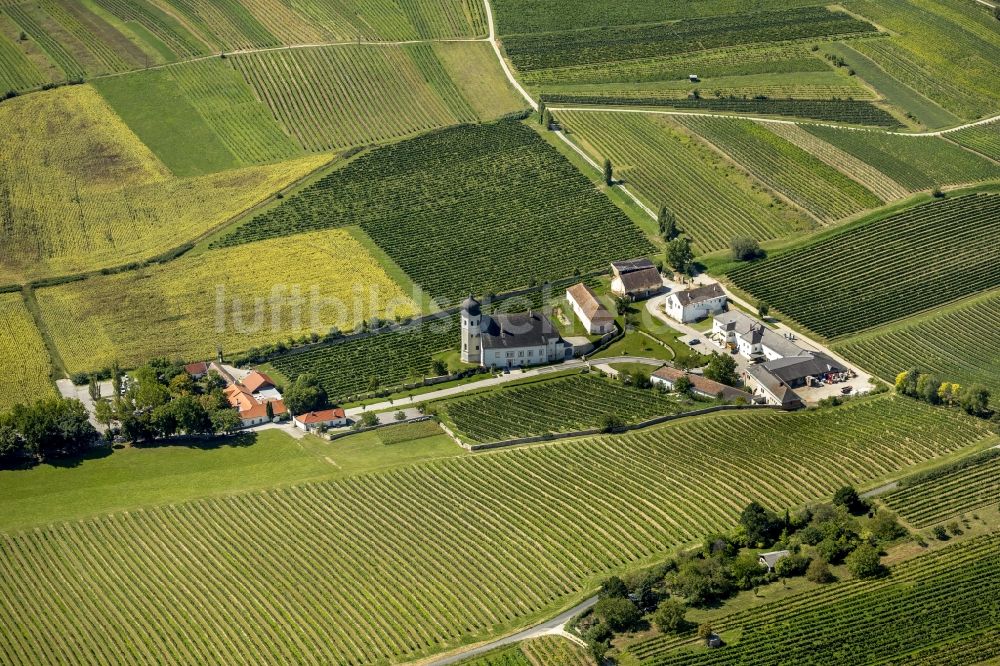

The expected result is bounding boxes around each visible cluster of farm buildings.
[191,256,856,434]
[460,258,855,410]
[184,361,346,432]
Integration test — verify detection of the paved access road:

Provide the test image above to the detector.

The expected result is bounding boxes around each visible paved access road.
[423,596,597,665]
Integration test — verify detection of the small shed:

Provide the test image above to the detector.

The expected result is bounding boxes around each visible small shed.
[758,550,791,572]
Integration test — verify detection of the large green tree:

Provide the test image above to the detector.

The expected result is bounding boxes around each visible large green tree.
[283,373,329,416]
[704,353,739,387]
[666,236,694,274]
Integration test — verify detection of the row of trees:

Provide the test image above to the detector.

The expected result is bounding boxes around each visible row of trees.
[0,398,97,466]
[580,487,905,660]
[895,369,992,419]
[95,361,242,443]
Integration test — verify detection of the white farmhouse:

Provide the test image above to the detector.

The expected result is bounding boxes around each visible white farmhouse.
[460,296,569,369]
[712,310,802,361]
[566,282,615,335]
[293,408,347,432]
[665,283,727,323]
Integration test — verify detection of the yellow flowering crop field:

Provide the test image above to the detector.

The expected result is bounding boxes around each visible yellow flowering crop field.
[0,293,55,402]
[0,85,331,285]
[36,229,420,374]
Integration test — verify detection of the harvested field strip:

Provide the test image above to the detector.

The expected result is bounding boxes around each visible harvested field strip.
[806,125,1000,191]
[675,116,882,223]
[728,193,1000,338]
[766,123,909,201]
[0,397,989,664]
[557,110,806,251]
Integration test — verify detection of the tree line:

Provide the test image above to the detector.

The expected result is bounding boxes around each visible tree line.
[895,368,993,420]
[576,486,906,661]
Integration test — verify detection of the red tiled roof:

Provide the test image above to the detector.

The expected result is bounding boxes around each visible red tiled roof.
[184,362,209,376]
[241,371,275,393]
[240,399,286,420]
[297,408,346,424]
[652,367,752,401]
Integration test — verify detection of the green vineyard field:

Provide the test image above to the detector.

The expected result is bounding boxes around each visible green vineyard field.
[91,0,209,60]
[0,26,45,91]
[94,58,302,173]
[883,449,1000,528]
[440,373,701,443]
[520,43,828,88]
[0,397,990,664]
[766,123,910,202]
[216,120,653,304]
[503,7,876,71]
[231,44,478,152]
[543,96,899,127]
[627,532,1000,665]
[269,316,460,401]
[492,0,820,35]
[674,116,882,223]
[727,193,1000,338]
[806,125,1000,191]
[834,289,1000,392]
[556,111,806,251]
[843,0,1000,119]
[457,637,592,666]
[949,122,1000,162]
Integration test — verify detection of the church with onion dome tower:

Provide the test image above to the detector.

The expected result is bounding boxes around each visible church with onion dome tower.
[460,295,569,369]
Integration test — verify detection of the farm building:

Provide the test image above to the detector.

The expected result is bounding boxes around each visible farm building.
[184,361,209,379]
[460,296,569,369]
[222,370,287,427]
[712,311,850,408]
[712,310,802,361]
[293,408,347,432]
[224,383,287,428]
[665,283,727,323]
[759,550,791,572]
[651,366,753,402]
[744,353,847,409]
[566,282,615,334]
[610,258,662,300]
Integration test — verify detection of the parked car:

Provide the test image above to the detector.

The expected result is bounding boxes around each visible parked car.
[688,338,700,346]
[841,386,853,395]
